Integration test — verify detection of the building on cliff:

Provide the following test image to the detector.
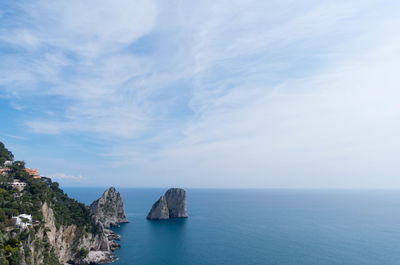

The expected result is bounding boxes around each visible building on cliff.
[12,214,32,229]
[25,168,42,179]
[0,167,12,175]
[11,179,27,191]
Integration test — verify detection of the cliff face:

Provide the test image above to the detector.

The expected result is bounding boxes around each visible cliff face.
[146,195,169,220]
[0,142,127,264]
[164,188,188,218]
[41,202,118,264]
[0,188,126,265]
[89,187,128,228]
[147,188,188,220]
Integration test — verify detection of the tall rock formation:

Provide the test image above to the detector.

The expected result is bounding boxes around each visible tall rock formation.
[147,195,170,220]
[147,188,188,220]
[41,202,119,264]
[90,187,129,228]
[0,142,129,264]
[164,188,188,218]
[39,187,130,264]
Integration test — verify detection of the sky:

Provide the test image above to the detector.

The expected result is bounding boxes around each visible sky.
[0,0,400,188]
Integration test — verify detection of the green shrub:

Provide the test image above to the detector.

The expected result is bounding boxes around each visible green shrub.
[76,248,89,259]
[0,142,13,165]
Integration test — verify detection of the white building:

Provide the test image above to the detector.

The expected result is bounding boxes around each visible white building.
[11,179,27,191]
[12,214,32,229]
[0,168,12,175]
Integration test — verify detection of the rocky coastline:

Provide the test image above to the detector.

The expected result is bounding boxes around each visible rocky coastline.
[40,187,129,265]
[0,141,129,265]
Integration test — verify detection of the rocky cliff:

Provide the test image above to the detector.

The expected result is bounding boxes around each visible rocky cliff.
[147,188,188,220]
[0,187,123,265]
[146,195,170,220]
[89,187,128,228]
[41,202,119,264]
[0,142,128,265]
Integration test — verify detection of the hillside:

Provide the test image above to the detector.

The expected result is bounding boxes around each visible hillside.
[0,142,120,265]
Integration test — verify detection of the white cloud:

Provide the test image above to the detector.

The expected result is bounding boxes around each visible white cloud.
[50,173,85,181]
[1,0,160,138]
[104,1,400,188]
[1,0,400,187]
[19,0,159,54]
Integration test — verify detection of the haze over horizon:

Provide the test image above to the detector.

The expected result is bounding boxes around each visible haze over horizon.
[1,0,399,189]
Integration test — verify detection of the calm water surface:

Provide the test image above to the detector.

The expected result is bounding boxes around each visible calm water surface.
[64,188,400,265]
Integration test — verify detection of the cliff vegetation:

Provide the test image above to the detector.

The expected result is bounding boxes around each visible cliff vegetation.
[0,142,108,265]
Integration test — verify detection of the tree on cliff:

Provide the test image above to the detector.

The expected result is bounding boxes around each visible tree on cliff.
[0,141,14,166]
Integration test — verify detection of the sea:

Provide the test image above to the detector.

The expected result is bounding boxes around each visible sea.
[63,188,400,265]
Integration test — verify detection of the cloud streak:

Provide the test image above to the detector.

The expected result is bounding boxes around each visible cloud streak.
[1,0,400,188]
[50,173,85,181]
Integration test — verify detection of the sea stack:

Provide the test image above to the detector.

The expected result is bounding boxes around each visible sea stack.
[90,187,129,228]
[147,188,188,220]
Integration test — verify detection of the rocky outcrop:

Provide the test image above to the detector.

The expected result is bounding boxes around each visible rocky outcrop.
[41,202,118,264]
[164,188,188,218]
[146,195,170,220]
[90,187,129,228]
[147,188,188,220]
[39,187,128,264]
[0,142,128,264]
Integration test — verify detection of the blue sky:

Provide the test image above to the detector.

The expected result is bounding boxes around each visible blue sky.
[1,0,400,188]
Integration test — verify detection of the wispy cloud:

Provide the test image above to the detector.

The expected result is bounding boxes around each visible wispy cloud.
[1,0,159,138]
[1,0,400,187]
[50,173,85,181]
[1,133,26,140]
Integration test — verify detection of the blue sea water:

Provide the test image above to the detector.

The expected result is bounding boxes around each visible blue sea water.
[63,188,400,265]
